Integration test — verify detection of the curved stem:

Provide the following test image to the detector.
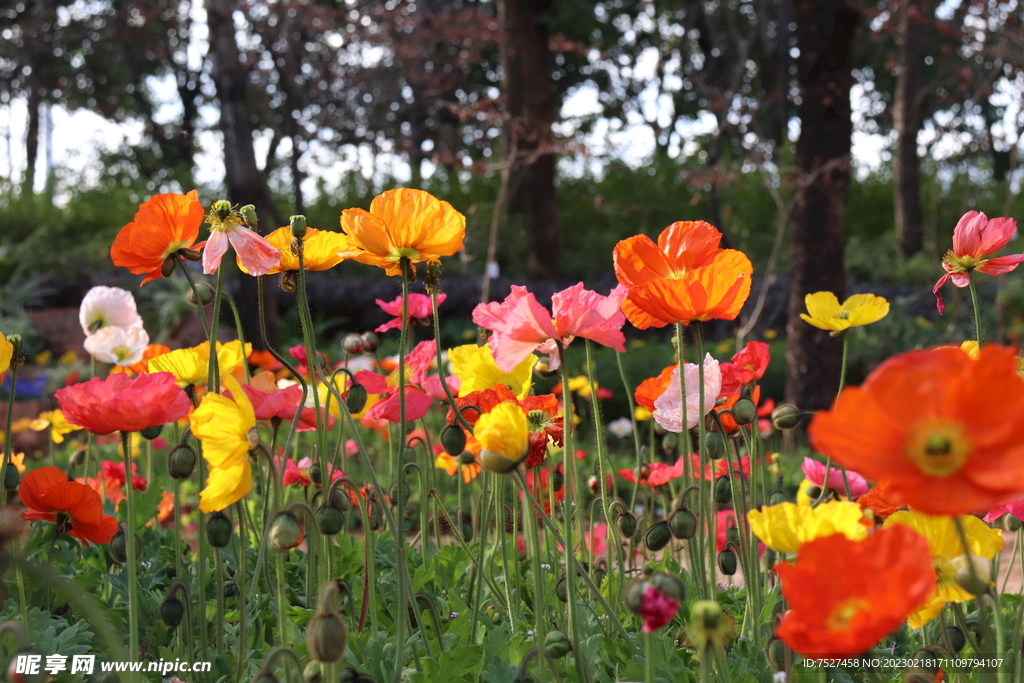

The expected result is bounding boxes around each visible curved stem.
[174,255,211,339]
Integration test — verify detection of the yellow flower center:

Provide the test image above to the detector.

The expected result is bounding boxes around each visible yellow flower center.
[112,346,132,362]
[826,597,869,632]
[905,418,972,477]
[838,310,850,320]
[944,250,983,273]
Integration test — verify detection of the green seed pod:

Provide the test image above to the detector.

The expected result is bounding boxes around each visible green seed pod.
[303,661,322,683]
[389,482,411,505]
[555,575,568,603]
[290,215,308,240]
[458,451,476,465]
[616,511,637,538]
[160,594,184,628]
[345,384,368,415]
[717,548,738,576]
[440,424,468,456]
[765,637,790,672]
[771,404,802,430]
[368,500,384,531]
[224,579,238,597]
[714,476,733,505]
[544,630,571,659]
[550,469,564,492]
[341,333,364,355]
[239,204,259,228]
[704,431,726,460]
[205,511,233,549]
[668,508,697,540]
[647,571,685,603]
[185,282,215,305]
[307,612,348,663]
[662,432,679,451]
[360,332,379,353]
[731,398,757,425]
[645,521,672,551]
[110,525,129,564]
[140,424,163,440]
[1002,513,1022,532]
[269,511,303,550]
[309,463,323,485]
[318,505,346,536]
[943,625,966,653]
[805,485,823,501]
[168,444,197,480]
[768,491,790,506]
[623,578,647,614]
[3,464,19,490]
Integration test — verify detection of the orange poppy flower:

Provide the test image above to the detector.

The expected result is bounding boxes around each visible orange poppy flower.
[613,221,753,328]
[634,364,676,412]
[775,525,936,656]
[20,466,119,544]
[857,482,903,521]
[809,344,1024,516]
[251,226,351,274]
[339,188,466,276]
[110,191,206,285]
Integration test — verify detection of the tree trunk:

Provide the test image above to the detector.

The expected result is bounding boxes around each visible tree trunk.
[785,1,858,413]
[501,0,560,279]
[205,0,284,348]
[23,0,47,194]
[893,0,924,258]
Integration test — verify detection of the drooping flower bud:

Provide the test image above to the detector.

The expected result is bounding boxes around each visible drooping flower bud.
[160,592,185,628]
[661,432,679,452]
[290,215,308,240]
[943,625,966,653]
[668,508,697,540]
[140,424,163,440]
[360,332,379,352]
[440,424,468,456]
[768,490,790,506]
[714,476,732,505]
[345,384,368,415]
[765,637,791,672]
[205,511,233,549]
[1001,513,1022,532]
[185,283,216,306]
[269,510,304,551]
[952,554,993,597]
[307,581,348,663]
[317,504,346,536]
[771,404,802,430]
[704,431,725,460]
[555,574,568,603]
[3,464,20,490]
[368,500,384,532]
[389,482,411,505]
[717,548,738,576]
[644,521,671,551]
[168,444,197,480]
[341,333,364,355]
[110,523,129,564]
[615,511,637,538]
[544,630,571,659]
[303,661,322,683]
[624,572,682,633]
[731,398,757,425]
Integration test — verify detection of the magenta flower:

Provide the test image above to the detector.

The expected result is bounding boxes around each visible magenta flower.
[472,283,628,372]
[240,383,332,432]
[801,457,868,498]
[983,495,1024,523]
[933,211,1023,314]
[376,293,447,333]
[639,584,680,633]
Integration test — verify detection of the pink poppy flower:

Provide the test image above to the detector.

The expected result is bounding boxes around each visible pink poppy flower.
[639,584,680,633]
[354,340,448,422]
[376,293,447,333]
[933,211,1023,314]
[203,221,282,276]
[983,495,1024,523]
[240,383,332,432]
[472,283,628,372]
[618,456,686,487]
[586,522,608,556]
[652,354,722,433]
[720,341,771,395]
[802,456,868,498]
[282,456,343,487]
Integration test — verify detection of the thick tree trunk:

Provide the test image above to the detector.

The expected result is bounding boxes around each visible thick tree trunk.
[501,0,560,279]
[206,0,284,348]
[23,0,47,194]
[785,1,857,413]
[893,0,924,258]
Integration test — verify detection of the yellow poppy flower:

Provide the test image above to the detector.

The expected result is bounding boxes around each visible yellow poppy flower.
[191,375,256,511]
[10,452,25,474]
[30,410,81,444]
[747,500,869,554]
[799,292,889,332]
[0,334,12,383]
[256,226,351,274]
[449,344,535,400]
[149,340,251,387]
[634,406,652,421]
[883,510,1002,629]
[475,402,529,473]
[338,188,466,276]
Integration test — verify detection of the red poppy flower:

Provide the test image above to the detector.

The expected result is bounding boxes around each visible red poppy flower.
[110,191,206,285]
[522,466,565,515]
[719,341,771,395]
[20,467,118,544]
[775,525,936,656]
[355,340,440,422]
[618,457,686,487]
[100,460,148,505]
[55,372,192,435]
[809,344,1024,515]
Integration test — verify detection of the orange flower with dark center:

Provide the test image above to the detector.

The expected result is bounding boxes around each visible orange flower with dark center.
[20,466,119,544]
[613,221,753,328]
[111,191,206,285]
[810,344,1024,515]
[775,525,936,656]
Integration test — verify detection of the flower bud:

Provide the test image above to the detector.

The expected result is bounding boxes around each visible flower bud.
[341,333,364,355]
[615,511,637,538]
[623,578,646,614]
[317,504,346,536]
[110,524,129,564]
[345,384,368,415]
[647,571,685,603]
[269,511,303,551]
[768,490,790,506]
[339,668,358,683]
[765,637,791,672]
[140,424,163,440]
[714,476,732,505]
[550,468,564,492]
[240,204,259,228]
[661,432,679,452]
[185,283,216,306]
[160,594,184,628]
[731,398,757,425]
[3,464,20,490]
[704,431,725,460]
[440,424,468,456]
[213,199,233,221]
[309,463,323,485]
[168,444,197,480]
[668,508,697,540]
[279,271,297,292]
[952,554,993,597]
[307,582,348,663]
[1001,513,1022,532]
[368,500,384,531]
[771,404,802,430]
[290,215,308,240]
[303,661,322,683]
[555,575,568,603]
[330,487,352,512]
[943,625,966,653]
[644,521,671,551]
[805,485,822,501]
[389,482,411,505]
[224,579,238,597]
[205,511,233,549]
[544,630,571,659]
[717,548,738,576]
[360,332,379,353]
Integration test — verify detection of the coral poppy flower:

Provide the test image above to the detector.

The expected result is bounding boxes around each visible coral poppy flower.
[203,203,282,276]
[522,465,565,514]
[747,500,868,554]
[254,226,350,274]
[55,373,191,435]
[883,510,1003,629]
[809,344,1024,515]
[86,460,149,506]
[934,211,1023,314]
[618,457,687,487]
[353,340,440,422]
[449,344,535,400]
[857,482,903,521]
[473,283,628,372]
[435,451,482,484]
[282,456,343,487]
[375,293,447,333]
[110,191,206,285]
[691,453,751,481]
[613,220,753,328]
[19,466,118,544]
[339,188,466,276]
[801,457,869,499]
[240,382,332,432]
[983,494,1024,523]
[800,292,890,333]
[775,525,936,656]
[190,375,256,512]
[719,341,771,395]
[652,354,722,433]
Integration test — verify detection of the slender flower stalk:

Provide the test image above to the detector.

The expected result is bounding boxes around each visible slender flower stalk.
[968,271,984,346]
[0,359,19,511]
[121,430,140,670]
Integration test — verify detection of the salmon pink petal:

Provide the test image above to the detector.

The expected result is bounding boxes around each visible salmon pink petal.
[353,370,391,395]
[364,387,433,422]
[405,340,437,386]
[801,457,869,498]
[977,254,1024,276]
[550,283,628,351]
[202,230,230,274]
[474,286,560,372]
[952,211,990,257]
[932,273,952,314]
[422,374,459,400]
[228,227,283,276]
